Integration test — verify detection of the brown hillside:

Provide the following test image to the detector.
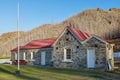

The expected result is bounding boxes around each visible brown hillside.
[0,31,24,57]
[0,31,24,45]
[0,8,120,58]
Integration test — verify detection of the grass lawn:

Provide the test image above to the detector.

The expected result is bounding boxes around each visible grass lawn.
[0,57,10,59]
[0,64,120,80]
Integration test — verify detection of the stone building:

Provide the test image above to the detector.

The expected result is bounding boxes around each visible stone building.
[11,26,114,70]
[11,38,56,66]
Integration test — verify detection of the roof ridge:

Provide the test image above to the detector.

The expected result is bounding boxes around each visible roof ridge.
[67,26,90,41]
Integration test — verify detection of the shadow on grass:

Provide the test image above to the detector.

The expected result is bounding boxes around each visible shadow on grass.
[43,68,120,80]
[0,67,41,80]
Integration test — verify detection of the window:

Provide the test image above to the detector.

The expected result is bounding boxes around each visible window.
[15,53,18,60]
[31,52,35,60]
[25,52,28,59]
[23,52,26,60]
[64,48,72,62]
[33,52,35,58]
[66,49,71,59]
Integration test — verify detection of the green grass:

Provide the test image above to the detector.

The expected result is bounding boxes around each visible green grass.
[0,56,10,59]
[0,64,120,80]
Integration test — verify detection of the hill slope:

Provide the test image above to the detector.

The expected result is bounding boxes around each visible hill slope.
[0,8,120,58]
[0,31,24,57]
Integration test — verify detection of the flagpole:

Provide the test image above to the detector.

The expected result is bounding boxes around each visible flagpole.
[16,3,20,75]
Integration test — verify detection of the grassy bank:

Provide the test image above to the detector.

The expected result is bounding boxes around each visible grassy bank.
[0,64,120,80]
[0,56,10,59]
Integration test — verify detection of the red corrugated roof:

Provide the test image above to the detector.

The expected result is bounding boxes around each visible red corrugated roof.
[11,37,57,51]
[22,37,56,50]
[67,26,90,41]
[11,46,22,51]
[11,26,90,51]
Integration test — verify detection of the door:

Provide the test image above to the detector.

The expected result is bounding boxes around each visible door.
[87,49,95,68]
[41,52,46,65]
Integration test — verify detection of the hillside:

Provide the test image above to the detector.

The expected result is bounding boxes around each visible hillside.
[0,31,24,57]
[0,31,24,45]
[0,8,120,58]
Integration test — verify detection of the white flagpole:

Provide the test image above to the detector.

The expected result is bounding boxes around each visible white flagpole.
[16,3,20,75]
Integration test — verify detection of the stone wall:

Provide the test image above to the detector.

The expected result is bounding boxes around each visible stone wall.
[34,48,53,66]
[11,48,53,66]
[53,30,87,68]
[53,30,108,70]
[11,31,113,70]
[84,37,107,69]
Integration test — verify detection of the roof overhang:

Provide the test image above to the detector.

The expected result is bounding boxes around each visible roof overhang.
[82,35,107,44]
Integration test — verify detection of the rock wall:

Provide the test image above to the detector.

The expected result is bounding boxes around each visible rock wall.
[84,37,107,69]
[34,48,53,66]
[53,30,87,68]
[53,30,108,70]
[11,48,53,66]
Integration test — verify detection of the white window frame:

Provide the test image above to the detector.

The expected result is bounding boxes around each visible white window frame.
[15,53,18,60]
[30,52,35,61]
[23,52,26,60]
[31,52,33,60]
[63,47,73,62]
[25,52,27,60]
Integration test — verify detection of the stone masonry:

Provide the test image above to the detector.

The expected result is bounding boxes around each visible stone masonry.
[53,30,87,68]
[11,48,53,66]
[53,29,112,70]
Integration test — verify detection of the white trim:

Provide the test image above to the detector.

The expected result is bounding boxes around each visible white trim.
[15,53,18,60]
[82,35,107,44]
[63,47,72,61]
[64,48,67,61]
[25,52,27,60]
[23,52,26,60]
[62,60,73,62]
[31,52,33,60]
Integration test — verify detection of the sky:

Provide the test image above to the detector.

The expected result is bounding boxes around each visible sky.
[0,0,120,34]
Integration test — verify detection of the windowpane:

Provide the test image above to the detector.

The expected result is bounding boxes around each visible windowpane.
[66,49,71,59]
